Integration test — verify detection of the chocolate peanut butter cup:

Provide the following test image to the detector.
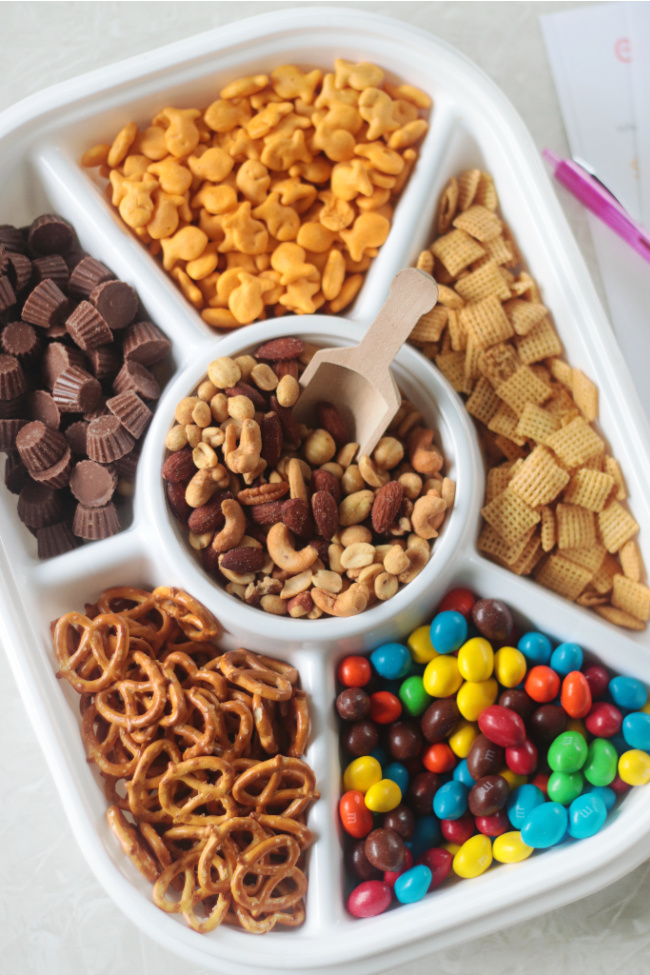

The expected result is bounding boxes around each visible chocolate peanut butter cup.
[0,225,26,254]
[0,276,16,312]
[0,418,28,452]
[52,366,102,413]
[68,256,113,298]
[16,420,67,472]
[4,453,29,494]
[31,446,72,489]
[0,395,27,419]
[0,354,27,400]
[5,251,32,293]
[17,481,64,529]
[66,300,113,350]
[36,521,78,559]
[64,420,89,456]
[112,360,161,400]
[22,279,68,328]
[87,345,121,382]
[123,320,171,366]
[27,214,75,257]
[106,390,152,439]
[28,389,61,429]
[69,459,117,508]
[2,321,41,367]
[86,414,134,463]
[113,447,140,479]
[89,279,138,330]
[42,342,87,389]
[32,254,70,291]
[72,501,121,540]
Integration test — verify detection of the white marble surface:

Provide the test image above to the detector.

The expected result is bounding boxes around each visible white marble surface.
[2,3,649,974]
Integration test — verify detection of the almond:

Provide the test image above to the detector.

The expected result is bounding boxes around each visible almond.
[250,500,284,525]
[187,492,231,534]
[310,467,342,503]
[316,401,350,445]
[312,489,339,541]
[166,480,191,524]
[270,396,301,443]
[225,381,268,410]
[282,498,313,538]
[162,447,195,482]
[219,547,266,573]
[255,337,305,361]
[260,411,283,468]
[371,480,404,534]
[272,359,299,380]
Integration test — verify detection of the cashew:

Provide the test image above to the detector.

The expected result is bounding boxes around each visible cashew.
[409,428,444,476]
[211,499,246,553]
[225,418,262,474]
[266,523,319,575]
[287,457,308,503]
[441,477,456,509]
[412,494,447,539]
[311,583,368,617]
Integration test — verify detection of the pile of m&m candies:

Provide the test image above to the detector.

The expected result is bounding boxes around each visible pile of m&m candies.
[337,588,650,918]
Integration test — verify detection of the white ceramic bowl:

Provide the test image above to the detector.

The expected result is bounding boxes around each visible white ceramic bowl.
[142,315,481,654]
[1,8,650,975]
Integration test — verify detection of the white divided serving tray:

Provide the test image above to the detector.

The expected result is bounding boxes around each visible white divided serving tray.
[1,7,650,975]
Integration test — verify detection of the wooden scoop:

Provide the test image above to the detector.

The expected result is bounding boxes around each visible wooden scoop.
[294,268,439,458]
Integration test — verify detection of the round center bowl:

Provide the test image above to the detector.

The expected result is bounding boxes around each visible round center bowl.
[139,314,483,654]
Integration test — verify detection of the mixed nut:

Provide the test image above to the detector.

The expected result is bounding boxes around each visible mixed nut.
[162,335,455,618]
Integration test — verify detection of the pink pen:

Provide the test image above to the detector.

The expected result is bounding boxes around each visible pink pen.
[542,149,650,266]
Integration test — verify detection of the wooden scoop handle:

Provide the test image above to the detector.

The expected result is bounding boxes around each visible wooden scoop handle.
[348,268,438,381]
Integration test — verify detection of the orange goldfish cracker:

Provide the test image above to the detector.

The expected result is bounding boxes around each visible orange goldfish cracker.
[81,60,431,326]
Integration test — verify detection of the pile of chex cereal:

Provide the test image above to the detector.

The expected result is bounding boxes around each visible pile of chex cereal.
[410,168,649,631]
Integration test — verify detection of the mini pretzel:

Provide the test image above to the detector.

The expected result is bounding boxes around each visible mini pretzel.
[152,586,220,641]
[232,754,320,819]
[95,651,167,731]
[252,694,279,755]
[54,612,129,694]
[158,756,236,825]
[81,704,140,778]
[152,849,232,934]
[231,833,307,917]
[127,738,182,824]
[251,813,313,851]
[218,649,295,700]
[227,899,305,933]
[282,688,310,758]
[107,805,160,883]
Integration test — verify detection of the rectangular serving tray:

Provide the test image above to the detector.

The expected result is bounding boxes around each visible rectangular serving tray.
[1,8,650,974]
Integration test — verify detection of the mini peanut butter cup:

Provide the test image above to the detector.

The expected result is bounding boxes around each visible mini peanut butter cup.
[0,394,27,419]
[0,247,8,277]
[0,354,27,399]
[22,279,68,328]
[68,256,114,298]
[17,481,64,528]
[0,225,26,254]
[106,390,152,439]
[42,342,87,389]
[0,276,16,312]
[32,254,70,291]
[27,214,75,257]
[69,459,117,508]
[113,446,140,479]
[83,399,109,422]
[31,445,72,489]
[90,279,138,330]
[86,414,134,463]
[5,453,29,494]
[72,500,121,540]
[66,300,113,350]
[112,360,160,401]
[87,345,121,382]
[36,521,79,559]
[28,389,61,429]
[0,419,28,452]
[5,251,32,292]
[52,366,102,413]
[2,321,41,367]
[123,320,171,366]
[16,420,67,472]
[64,420,89,456]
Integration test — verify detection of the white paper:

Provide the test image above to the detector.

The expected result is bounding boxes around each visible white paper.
[541,2,650,425]
[628,2,650,230]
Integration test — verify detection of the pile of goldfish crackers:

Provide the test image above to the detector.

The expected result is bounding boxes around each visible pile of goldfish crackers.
[82,60,430,326]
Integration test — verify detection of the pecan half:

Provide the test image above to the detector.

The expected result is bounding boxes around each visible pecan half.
[238,481,290,505]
